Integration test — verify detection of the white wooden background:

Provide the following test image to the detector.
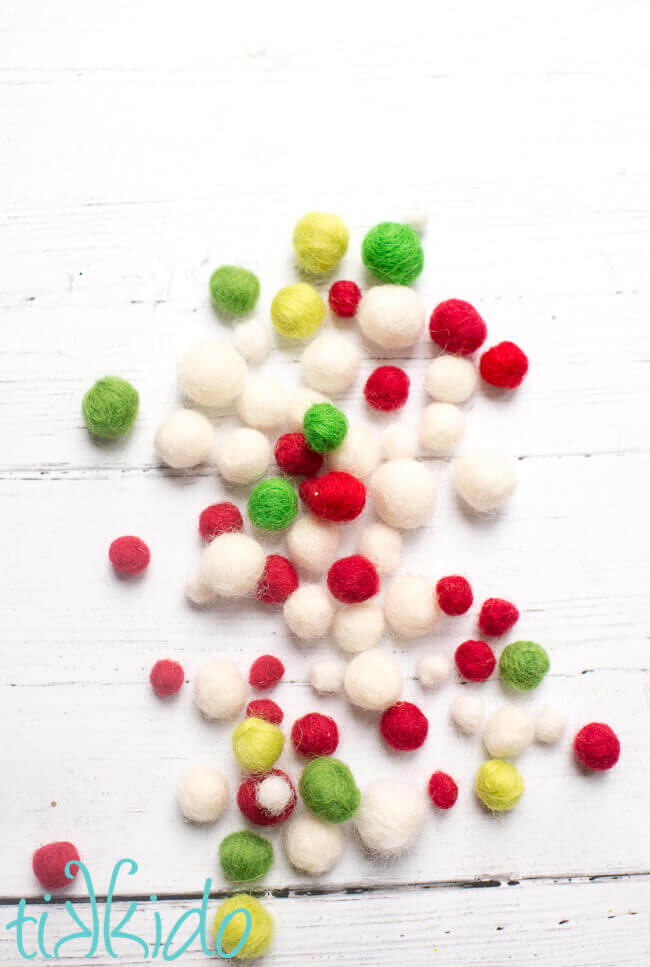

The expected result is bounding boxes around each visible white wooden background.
[1,0,649,963]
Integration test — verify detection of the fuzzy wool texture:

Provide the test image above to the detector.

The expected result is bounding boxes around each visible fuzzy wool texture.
[478,597,520,636]
[327,555,379,604]
[255,554,299,605]
[424,354,477,404]
[354,780,426,856]
[237,769,296,826]
[480,341,529,389]
[209,265,260,316]
[199,532,265,598]
[32,842,80,890]
[154,409,215,469]
[418,402,465,455]
[436,575,473,616]
[364,365,410,411]
[328,280,361,318]
[177,339,247,410]
[287,387,329,431]
[499,640,550,691]
[109,535,150,575]
[291,712,339,758]
[249,654,284,690]
[370,459,436,529]
[327,425,380,478]
[428,771,458,810]
[534,705,567,744]
[219,831,273,883]
[271,283,326,339]
[303,402,348,453]
[185,574,217,607]
[237,375,288,430]
[344,648,402,711]
[358,522,402,576]
[213,894,273,960]
[215,427,271,484]
[300,471,366,522]
[199,502,243,541]
[301,330,360,394]
[384,574,440,640]
[232,717,285,773]
[283,584,335,641]
[429,299,487,356]
[357,284,425,350]
[454,448,517,513]
[380,701,429,751]
[177,766,229,824]
[574,722,620,771]
[417,653,451,688]
[293,211,349,275]
[361,222,424,286]
[380,424,419,460]
[455,639,496,682]
[233,319,273,364]
[475,759,524,812]
[149,659,184,697]
[194,659,246,720]
[284,813,343,876]
[309,659,344,695]
[248,477,298,531]
[274,432,324,477]
[483,705,535,758]
[300,757,360,823]
[332,602,385,654]
[246,699,284,726]
[286,514,340,574]
[82,376,139,439]
[450,694,484,735]
[256,775,294,816]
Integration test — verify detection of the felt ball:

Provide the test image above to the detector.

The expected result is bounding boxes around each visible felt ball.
[302,402,348,453]
[271,283,326,339]
[455,640,496,682]
[370,459,436,529]
[450,694,484,734]
[177,339,247,410]
[194,659,246,720]
[283,584,334,641]
[288,387,330,431]
[354,780,426,856]
[425,354,477,403]
[256,775,295,816]
[344,648,402,711]
[478,597,520,636]
[436,575,473,616]
[361,222,424,286]
[358,285,425,350]
[405,207,429,233]
[199,532,265,598]
[233,319,273,364]
[199,502,243,541]
[215,427,271,485]
[213,894,273,960]
[300,757,360,823]
[219,831,273,883]
[256,554,298,605]
[185,575,216,607]
[237,769,296,825]
[358,522,402,576]
[332,602,385,654]
[483,705,534,758]
[480,341,529,389]
[274,432,323,477]
[293,211,349,275]
[238,376,288,430]
[291,712,339,757]
[429,299,487,355]
[574,723,620,771]
[286,514,340,573]
[309,659,344,695]
[109,536,150,575]
[384,574,440,640]
[249,655,285,690]
[499,641,550,691]
[248,478,298,531]
[475,759,524,812]
[177,766,229,824]
[418,402,465,455]
[327,555,379,604]
[300,471,366,522]
[284,813,343,875]
[428,771,458,810]
[32,842,80,890]
[232,717,285,773]
[380,424,419,460]
[534,705,567,744]
[246,699,283,725]
[301,331,360,394]
[453,448,517,513]
[417,653,451,688]
[329,280,361,318]
[327,425,380,478]
[209,265,260,316]
[150,659,184,697]
[154,409,214,469]
[364,366,410,412]
[380,702,429,751]
[82,376,139,439]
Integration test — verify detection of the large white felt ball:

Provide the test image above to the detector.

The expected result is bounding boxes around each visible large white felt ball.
[199,532,265,598]
[287,387,329,431]
[328,425,380,478]
[357,285,425,350]
[283,584,334,641]
[177,766,229,824]
[450,694,484,734]
[284,813,343,875]
[154,409,215,469]
[418,402,465,455]
[534,705,567,744]
[233,320,273,364]
[301,331,360,394]
[483,705,534,758]
[332,602,385,654]
[237,376,288,429]
[380,424,419,460]
[177,339,247,409]
[286,515,340,574]
[418,653,451,688]
[309,659,344,695]
[453,448,517,513]
[256,775,293,816]
[344,649,402,711]
[358,523,402,576]
[194,659,246,720]
[215,427,271,484]
[370,459,436,529]
[384,575,440,640]
[354,780,426,856]
[425,355,477,404]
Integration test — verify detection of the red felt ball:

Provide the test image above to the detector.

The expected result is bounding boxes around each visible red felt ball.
[480,341,529,389]
[436,575,474,616]
[299,471,366,523]
[108,536,150,575]
[429,299,487,355]
[380,702,429,751]
[274,432,324,477]
[32,842,80,890]
[574,723,620,771]
[478,598,520,637]
[327,555,379,604]
[198,502,243,541]
[364,366,410,412]
[149,659,184,697]
[455,640,496,682]
[246,698,284,725]
[291,712,339,757]
[428,771,458,809]
[256,554,299,605]
[249,654,285,690]
[237,769,296,826]
[328,280,362,318]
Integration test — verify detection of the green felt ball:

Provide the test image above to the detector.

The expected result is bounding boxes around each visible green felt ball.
[303,402,348,453]
[300,757,360,823]
[82,376,139,440]
[248,478,298,531]
[476,759,524,812]
[499,640,550,691]
[219,831,274,882]
[361,222,424,286]
[209,265,260,316]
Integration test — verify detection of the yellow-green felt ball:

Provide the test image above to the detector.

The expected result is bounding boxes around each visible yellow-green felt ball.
[213,894,273,960]
[82,376,139,440]
[293,211,350,276]
[219,831,274,882]
[232,717,284,772]
[271,283,325,339]
[475,759,524,812]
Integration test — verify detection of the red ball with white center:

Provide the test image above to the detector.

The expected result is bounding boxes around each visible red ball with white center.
[364,366,410,412]
[327,555,379,604]
[478,598,519,637]
[428,771,458,809]
[149,659,184,697]
[455,639,496,682]
[436,575,473,616]
[328,280,361,318]
[291,712,339,757]
[299,471,366,523]
[198,502,243,541]
[480,341,529,389]
[32,842,80,890]
[256,554,298,605]
[429,299,487,355]
[246,698,284,725]
[249,654,285,690]
[274,432,324,477]
[108,536,150,575]
[237,769,296,826]
[574,723,620,771]
[380,702,429,751]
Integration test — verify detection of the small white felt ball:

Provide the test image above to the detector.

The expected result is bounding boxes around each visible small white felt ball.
[354,780,426,856]
[384,575,440,640]
[154,409,215,469]
[483,705,535,758]
[194,659,246,720]
[425,355,477,404]
[287,387,330,431]
[453,448,517,513]
[534,705,567,744]
[286,514,340,574]
[358,523,402,576]
[215,427,271,484]
[233,320,273,364]
[418,402,465,455]
[185,574,216,607]
[344,648,402,711]
[177,339,247,410]
[380,424,419,460]
[309,659,344,695]
[370,459,436,529]
[301,331,360,394]
[332,602,385,654]
[237,376,288,429]
[256,775,293,816]
[284,584,334,641]
[284,813,343,875]
[199,532,265,598]
[358,285,425,350]
[177,766,229,824]
[405,207,429,234]
[418,653,451,688]
[450,693,484,734]
[328,425,380,478]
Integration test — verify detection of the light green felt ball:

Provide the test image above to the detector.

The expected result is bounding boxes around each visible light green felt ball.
[82,376,139,440]
[303,402,348,453]
[499,640,550,691]
[293,211,349,275]
[209,265,260,316]
[213,894,273,960]
[248,478,298,531]
[219,831,274,882]
[476,759,524,812]
[361,222,424,286]
[300,757,360,823]
[232,717,285,773]
[271,284,326,339]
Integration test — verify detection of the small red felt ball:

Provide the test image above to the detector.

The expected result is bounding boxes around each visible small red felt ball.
[32,842,80,890]
[149,659,184,697]
[299,471,366,523]
[328,280,362,318]
[428,771,458,809]
[198,502,243,541]
[256,554,299,605]
[380,702,429,751]
[274,432,324,477]
[480,341,528,389]
[455,640,496,682]
[237,769,296,826]
[249,654,285,690]
[246,698,284,725]
[478,598,519,637]
[364,366,410,412]
[327,555,379,603]
[108,536,150,575]
[574,723,620,771]
[291,712,339,757]
[436,575,473,616]
[429,299,487,355]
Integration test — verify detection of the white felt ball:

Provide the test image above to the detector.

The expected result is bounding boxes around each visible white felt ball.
[256,775,293,816]
[358,523,402,576]
[344,648,402,711]
[453,448,517,513]
[332,602,385,654]
[177,339,247,410]
[358,285,425,350]
[233,320,273,365]
[483,705,535,758]
[425,355,477,404]
[354,780,426,856]
[283,584,334,641]
[154,409,215,469]
[286,514,340,574]
[309,659,344,695]
[284,813,343,876]
[418,402,465,455]
[405,207,429,234]
[370,459,436,529]
[215,427,271,485]
[237,375,288,429]
[384,575,440,640]
[177,766,229,824]
[301,331,360,394]
[380,424,419,461]
[450,694,484,734]
[194,658,246,720]
[327,425,380,478]
[199,532,265,598]
[418,653,451,688]
[534,705,567,745]
[185,574,216,607]
[287,387,330,431]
